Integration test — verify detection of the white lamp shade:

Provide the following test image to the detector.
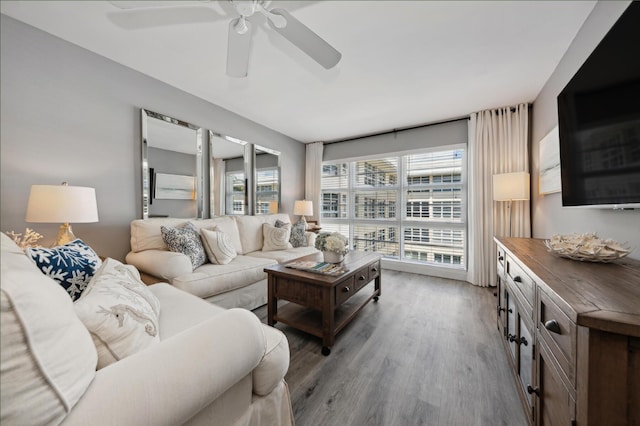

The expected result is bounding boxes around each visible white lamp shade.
[293,200,313,216]
[493,172,530,201]
[25,185,99,223]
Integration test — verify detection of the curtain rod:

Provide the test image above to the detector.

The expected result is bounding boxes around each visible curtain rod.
[324,116,470,145]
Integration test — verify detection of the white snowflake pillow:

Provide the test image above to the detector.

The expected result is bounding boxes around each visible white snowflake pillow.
[74,258,160,369]
[26,239,102,301]
[200,227,238,265]
[262,223,292,251]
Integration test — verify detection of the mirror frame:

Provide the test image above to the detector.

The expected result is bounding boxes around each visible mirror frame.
[141,109,204,219]
[253,144,281,215]
[209,130,252,217]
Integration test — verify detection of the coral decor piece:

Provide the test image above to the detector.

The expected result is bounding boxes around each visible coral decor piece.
[6,228,43,249]
[544,233,631,263]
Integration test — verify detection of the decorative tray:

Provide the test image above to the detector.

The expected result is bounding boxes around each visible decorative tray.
[544,233,631,263]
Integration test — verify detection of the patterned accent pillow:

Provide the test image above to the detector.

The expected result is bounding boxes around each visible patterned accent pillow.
[25,239,102,301]
[74,258,160,369]
[289,221,307,248]
[200,227,238,265]
[161,222,206,270]
[262,223,292,251]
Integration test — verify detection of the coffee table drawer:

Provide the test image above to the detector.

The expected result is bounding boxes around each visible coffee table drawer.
[369,261,380,279]
[353,267,370,292]
[335,276,356,306]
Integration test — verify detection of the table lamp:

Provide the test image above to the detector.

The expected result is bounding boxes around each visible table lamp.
[493,172,530,237]
[25,182,99,246]
[293,200,313,229]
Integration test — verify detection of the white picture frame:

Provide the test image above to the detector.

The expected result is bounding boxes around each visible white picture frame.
[155,173,195,200]
[539,126,562,195]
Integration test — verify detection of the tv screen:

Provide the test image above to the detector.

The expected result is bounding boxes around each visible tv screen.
[557,2,640,208]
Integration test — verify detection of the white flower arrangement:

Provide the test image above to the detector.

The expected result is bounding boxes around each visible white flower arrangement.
[315,232,349,255]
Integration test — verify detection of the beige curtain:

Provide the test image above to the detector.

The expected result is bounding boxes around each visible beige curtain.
[305,142,324,223]
[467,104,530,287]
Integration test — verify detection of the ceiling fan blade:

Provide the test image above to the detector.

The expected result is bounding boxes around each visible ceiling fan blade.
[267,8,341,69]
[227,17,253,78]
[109,1,211,10]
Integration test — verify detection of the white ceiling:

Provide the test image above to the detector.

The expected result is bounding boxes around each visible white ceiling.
[1,0,597,143]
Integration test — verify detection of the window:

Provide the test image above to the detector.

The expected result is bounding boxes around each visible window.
[226,171,245,214]
[321,148,466,269]
[255,167,279,214]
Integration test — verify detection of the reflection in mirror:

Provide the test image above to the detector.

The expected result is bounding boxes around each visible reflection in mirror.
[141,109,203,219]
[254,145,281,215]
[209,131,250,216]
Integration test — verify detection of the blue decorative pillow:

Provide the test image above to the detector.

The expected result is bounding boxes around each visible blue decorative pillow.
[289,221,307,248]
[26,239,102,301]
[161,222,206,270]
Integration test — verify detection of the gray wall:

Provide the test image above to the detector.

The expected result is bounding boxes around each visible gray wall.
[0,15,305,261]
[531,1,639,259]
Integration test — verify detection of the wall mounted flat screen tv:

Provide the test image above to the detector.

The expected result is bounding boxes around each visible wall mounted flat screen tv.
[557,2,640,208]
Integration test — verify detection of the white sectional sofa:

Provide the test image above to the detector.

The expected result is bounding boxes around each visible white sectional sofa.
[125,214,318,310]
[0,232,293,425]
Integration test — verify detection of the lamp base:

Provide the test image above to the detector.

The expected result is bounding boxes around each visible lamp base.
[53,223,77,246]
[299,215,308,230]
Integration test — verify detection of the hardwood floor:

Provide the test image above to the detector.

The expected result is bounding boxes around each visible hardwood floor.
[253,269,528,426]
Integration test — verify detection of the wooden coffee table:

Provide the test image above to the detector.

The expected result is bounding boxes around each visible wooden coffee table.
[265,251,382,355]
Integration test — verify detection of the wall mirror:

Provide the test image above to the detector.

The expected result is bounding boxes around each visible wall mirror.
[209,131,251,216]
[141,109,204,219]
[254,144,281,215]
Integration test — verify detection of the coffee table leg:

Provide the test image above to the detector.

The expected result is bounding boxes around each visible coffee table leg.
[321,286,334,356]
[267,275,277,326]
[373,275,381,302]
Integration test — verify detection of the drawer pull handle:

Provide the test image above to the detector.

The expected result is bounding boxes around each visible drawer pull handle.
[498,307,513,314]
[371,267,378,272]
[498,256,504,261]
[544,319,561,334]
[342,286,350,293]
[508,335,528,346]
[526,385,539,396]
[513,276,522,283]
[359,275,366,281]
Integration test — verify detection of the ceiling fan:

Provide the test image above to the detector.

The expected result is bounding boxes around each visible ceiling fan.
[110,0,342,78]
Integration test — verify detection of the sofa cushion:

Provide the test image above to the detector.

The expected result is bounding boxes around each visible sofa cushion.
[25,239,102,301]
[247,246,318,263]
[262,223,292,251]
[74,258,161,369]
[289,221,307,248]
[235,215,270,255]
[1,234,97,425]
[189,217,243,255]
[130,218,187,252]
[161,222,207,270]
[171,255,277,300]
[200,228,237,265]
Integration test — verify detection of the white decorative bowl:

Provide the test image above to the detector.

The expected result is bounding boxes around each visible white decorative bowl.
[544,233,631,263]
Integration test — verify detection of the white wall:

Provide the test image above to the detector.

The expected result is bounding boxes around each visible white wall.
[0,15,305,260]
[531,1,639,259]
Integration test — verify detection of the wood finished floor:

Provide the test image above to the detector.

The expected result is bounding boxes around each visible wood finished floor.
[253,269,528,426]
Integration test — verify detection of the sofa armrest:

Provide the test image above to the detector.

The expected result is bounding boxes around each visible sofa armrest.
[305,231,317,248]
[63,309,267,426]
[125,249,192,281]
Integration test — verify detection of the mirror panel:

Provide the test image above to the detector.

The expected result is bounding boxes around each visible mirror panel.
[254,144,281,215]
[141,109,204,219]
[209,131,251,216]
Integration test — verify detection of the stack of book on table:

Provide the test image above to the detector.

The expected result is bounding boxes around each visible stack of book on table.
[285,260,348,276]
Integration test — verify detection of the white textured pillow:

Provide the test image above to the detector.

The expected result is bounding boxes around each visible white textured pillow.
[74,258,160,369]
[262,223,292,251]
[1,234,97,425]
[200,227,238,265]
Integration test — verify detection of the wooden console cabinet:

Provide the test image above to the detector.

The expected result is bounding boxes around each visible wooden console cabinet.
[495,237,640,425]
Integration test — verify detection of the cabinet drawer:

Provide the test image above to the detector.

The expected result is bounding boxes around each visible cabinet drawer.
[335,276,355,306]
[538,289,576,387]
[353,267,370,292]
[506,256,534,308]
[368,261,380,280]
